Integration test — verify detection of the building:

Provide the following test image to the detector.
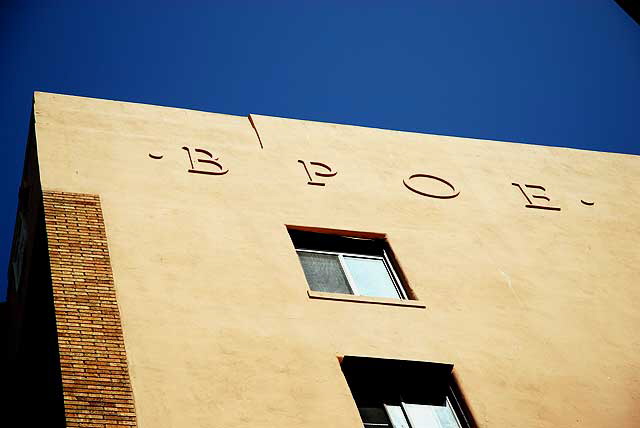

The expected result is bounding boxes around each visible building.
[2,92,640,427]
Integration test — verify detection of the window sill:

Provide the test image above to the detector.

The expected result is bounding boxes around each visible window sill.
[307,290,426,308]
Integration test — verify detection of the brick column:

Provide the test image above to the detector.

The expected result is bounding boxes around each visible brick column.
[43,191,137,427]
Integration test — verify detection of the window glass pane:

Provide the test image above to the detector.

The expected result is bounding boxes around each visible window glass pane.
[359,407,391,427]
[384,405,411,428]
[404,403,461,428]
[403,404,441,428]
[433,400,462,428]
[343,256,400,298]
[297,251,352,294]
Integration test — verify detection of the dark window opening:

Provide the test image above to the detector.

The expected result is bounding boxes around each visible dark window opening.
[341,356,472,428]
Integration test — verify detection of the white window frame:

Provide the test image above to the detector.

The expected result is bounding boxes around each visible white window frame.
[360,397,464,428]
[396,396,463,428]
[296,248,408,299]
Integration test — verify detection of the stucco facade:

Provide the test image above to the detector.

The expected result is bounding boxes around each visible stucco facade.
[4,92,640,427]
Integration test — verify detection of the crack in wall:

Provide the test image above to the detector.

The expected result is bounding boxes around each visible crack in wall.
[247,114,264,149]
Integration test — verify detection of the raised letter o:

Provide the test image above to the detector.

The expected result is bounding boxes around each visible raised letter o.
[403,174,460,199]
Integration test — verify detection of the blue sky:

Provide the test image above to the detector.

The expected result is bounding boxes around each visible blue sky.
[0,1,638,300]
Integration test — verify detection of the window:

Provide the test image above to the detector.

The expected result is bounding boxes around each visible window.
[289,229,408,299]
[341,356,471,428]
[359,399,463,428]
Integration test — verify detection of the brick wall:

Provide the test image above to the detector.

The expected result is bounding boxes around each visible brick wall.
[43,191,137,427]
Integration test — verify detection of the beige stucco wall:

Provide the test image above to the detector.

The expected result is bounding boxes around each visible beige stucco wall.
[33,92,640,427]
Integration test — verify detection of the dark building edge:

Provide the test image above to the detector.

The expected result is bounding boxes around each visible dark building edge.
[615,0,640,26]
[1,106,66,425]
